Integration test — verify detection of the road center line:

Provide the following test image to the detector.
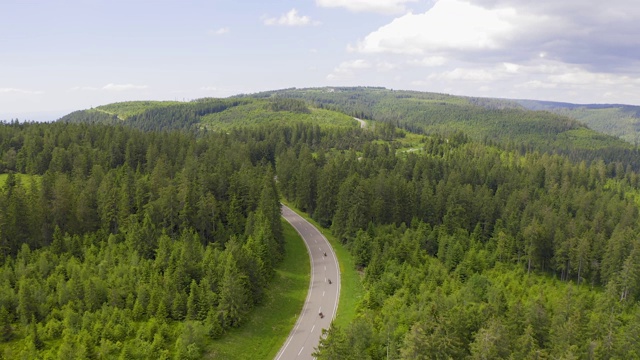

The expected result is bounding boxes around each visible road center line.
[298,347,304,356]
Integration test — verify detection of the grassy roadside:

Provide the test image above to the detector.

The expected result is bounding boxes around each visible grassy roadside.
[205,219,310,359]
[280,200,364,329]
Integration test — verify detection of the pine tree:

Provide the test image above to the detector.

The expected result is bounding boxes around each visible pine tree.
[171,292,187,321]
[218,253,248,327]
[27,315,44,351]
[0,306,12,342]
[186,280,200,321]
[204,309,224,339]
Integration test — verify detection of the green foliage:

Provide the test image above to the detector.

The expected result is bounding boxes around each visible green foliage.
[276,128,640,358]
[96,100,182,120]
[59,97,358,133]
[517,99,640,145]
[200,100,356,131]
[250,87,639,169]
[5,86,640,359]
[60,98,252,131]
[0,121,289,357]
[204,220,310,359]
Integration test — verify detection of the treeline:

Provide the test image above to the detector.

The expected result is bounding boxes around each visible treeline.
[254,87,640,170]
[0,119,381,358]
[267,98,310,114]
[275,134,640,358]
[60,99,251,132]
[0,121,284,358]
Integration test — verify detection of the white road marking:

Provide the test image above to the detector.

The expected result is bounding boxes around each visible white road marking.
[323,291,325,297]
[278,204,341,359]
[311,325,316,333]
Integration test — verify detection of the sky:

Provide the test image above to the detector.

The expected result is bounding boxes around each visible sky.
[2,0,640,121]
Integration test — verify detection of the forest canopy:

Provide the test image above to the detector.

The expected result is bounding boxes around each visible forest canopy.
[3,87,640,359]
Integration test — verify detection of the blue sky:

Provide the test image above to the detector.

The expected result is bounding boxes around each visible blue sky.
[2,0,640,120]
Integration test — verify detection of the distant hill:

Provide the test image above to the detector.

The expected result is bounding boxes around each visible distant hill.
[245,87,637,165]
[59,97,359,132]
[515,99,640,145]
[58,87,640,167]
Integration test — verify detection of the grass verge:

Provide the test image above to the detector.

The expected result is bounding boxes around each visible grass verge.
[205,219,310,359]
[280,200,364,329]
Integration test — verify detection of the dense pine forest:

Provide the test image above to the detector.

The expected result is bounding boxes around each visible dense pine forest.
[516,99,640,146]
[279,135,640,359]
[0,121,315,358]
[2,88,640,359]
[250,87,640,169]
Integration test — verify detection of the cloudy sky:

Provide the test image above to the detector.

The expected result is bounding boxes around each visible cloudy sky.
[2,0,640,120]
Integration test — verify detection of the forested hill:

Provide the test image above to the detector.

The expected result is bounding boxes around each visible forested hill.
[245,87,638,167]
[515,99,640,145]
[58,97,359,132]
[58,88,640,168]
[0,120,361,358]
[4,88,640,358]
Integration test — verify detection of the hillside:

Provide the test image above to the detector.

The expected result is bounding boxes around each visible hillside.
[244,87,638,167]
[59,97,360,132]
[516,99,640,145]
[58,88,640,169]
[4,87,640,358]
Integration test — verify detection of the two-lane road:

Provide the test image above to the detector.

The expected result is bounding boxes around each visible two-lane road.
[276,205,340,360]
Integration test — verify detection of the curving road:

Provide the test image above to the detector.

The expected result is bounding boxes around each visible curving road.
[354,117,366,129]
[275,205,340,360]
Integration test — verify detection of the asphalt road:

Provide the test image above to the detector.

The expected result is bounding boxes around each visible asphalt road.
[275,205,340,360]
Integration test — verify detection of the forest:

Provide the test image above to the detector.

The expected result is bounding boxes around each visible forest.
[0,121,301,358]
[248,87,640,169]
[516,99,640,145]
[2,87,640,359]
[277,132,640,359]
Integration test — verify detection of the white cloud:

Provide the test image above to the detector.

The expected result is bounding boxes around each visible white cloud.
[429,67,498,82]
[407,57,640,104]
[210,27,230,35]
[102,83,148,91]
[408,56,447,67]
[330,0,640,104]
[352,0,640,71]
[377,61,398,72]
[0,87,43,95]
[316,0,418,14]
[327,59,372,80]
[264,9,319,26]
[200,86,218,91]
[70,86,99,91]
[516,80,557,89]
[503,62,520,73]
[353,0,537,54]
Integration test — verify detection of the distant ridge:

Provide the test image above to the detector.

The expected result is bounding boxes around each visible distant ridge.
[515,99,640,144]
[58,86,639,167]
